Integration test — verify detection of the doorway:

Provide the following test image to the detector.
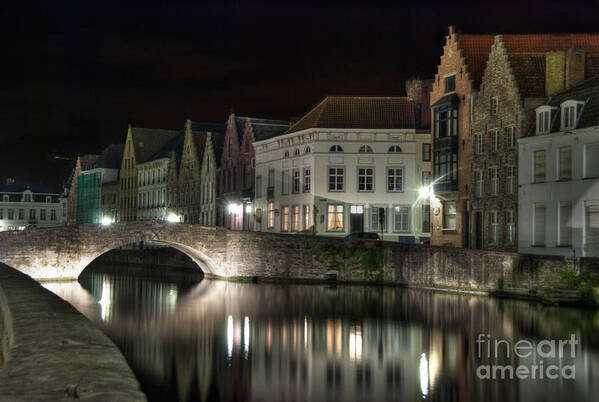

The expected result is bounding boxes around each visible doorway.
[350,205,364,233]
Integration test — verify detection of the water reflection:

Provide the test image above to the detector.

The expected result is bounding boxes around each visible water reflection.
[44,271,599,402]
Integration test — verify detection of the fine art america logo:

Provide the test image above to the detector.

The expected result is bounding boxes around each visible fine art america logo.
[476,333,578,380]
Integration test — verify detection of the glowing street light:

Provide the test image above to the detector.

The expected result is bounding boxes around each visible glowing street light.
[100,216,113,226]
[167,213,180,223]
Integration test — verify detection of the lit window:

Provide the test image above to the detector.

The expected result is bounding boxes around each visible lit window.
[443,201,456,230]
[303,205,311,230]
[281,206,290,231]
[358,168,374,191]
[328,167,344,191]
[387,168,403,192]
[267,202,275,228]
[359,145,373,153]
[329,145,343,152]
[393,206,410,232]
[291,205,300,232]
[327,204,344,231]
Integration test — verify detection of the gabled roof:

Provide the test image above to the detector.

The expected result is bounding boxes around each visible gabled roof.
[95,144,124,170]
[286,96,416,134]
[130,126,180,163]
[147,131,185,161]
[505,53,546,98]
[455,34,496,89]
[234,117,289,142]
[211,130,226,167]
[79,154,100,171]
[546,74,599,130]
[0,180,62,202]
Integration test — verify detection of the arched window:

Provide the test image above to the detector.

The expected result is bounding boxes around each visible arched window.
[359,145,373,153]
[284,151,290,158]
[294,148,300,156]
[388,145,402,153]
[305,146,311,153]
[329,145,343,152]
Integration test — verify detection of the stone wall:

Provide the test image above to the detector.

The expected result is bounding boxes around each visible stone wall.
[0,263,146,401]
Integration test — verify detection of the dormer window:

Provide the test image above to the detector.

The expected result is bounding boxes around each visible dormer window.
[358,145,373,153]
[536,106,558,135]
[329,145,343,153]
[23,194,32,202]
[388,145,402,153]
[445,75,456,93]
[2,195,8,202]
[46,196,52,203]
[560,100,585,131]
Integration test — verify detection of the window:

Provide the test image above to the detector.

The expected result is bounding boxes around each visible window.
[370,206,386,232]
[585,143,599,178]
[433,104,458,138]
[388,145,402,153]
[255,175,262,198]
[328,167,344,191]
[558,202,572,246]
[489,211,499,244]
[282,170,290,195]
[303,205,311,230]
[305,146,311,153]
[393,206,410,232]
[443,201,456,230]
[490,97,498,116]
[475,134,484,154]
[8,209,13,219]
[422,204,431,233]
[359,145,373,153]
[422,144,431,161]
[561,101,584,130]
[505,210,514,244]
[387,168,403,192]
[445,75,456,92]
[281,206,290,231]
[2,195,8,201]
[534,150,546,182]
[303,167,311,192]
[490,130,499,152]
[292,169,300,194]
[475,170,483,198]
[506,166,515,195]
[358,167,374,192]
[489,167,498,196]
[533,203,546,246]
[506,127,516,149]
[329,145,343,152]
[29,208,35,219]
[434,151,458,183]
[291,205,300,232]
[284,151,290,158]
[0,209,2,219]
[558,146,572,180]
[536,106,557,134]
[24,194,31,202]
[18,209,24,220]
[422,171,431,186]
[294,148,300,156]
[45,196,52,203]
[327,205,344,231]
[268,168,275,195]
[267,202,275,228]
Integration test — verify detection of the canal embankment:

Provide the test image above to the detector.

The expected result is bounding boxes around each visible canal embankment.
[0,263,146,401]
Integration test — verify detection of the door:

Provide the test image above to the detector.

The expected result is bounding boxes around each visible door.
[585,203,599,257]
[474,211,483,249]
[350,205,364,233]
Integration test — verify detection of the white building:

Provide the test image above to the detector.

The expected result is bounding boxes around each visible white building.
[0,179,67,231]
[519,75,599,257]
[252,96,432,242]
[137,156,170,221]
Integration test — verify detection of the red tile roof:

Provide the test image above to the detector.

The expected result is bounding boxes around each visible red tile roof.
[286,97,416,134]
[455,34,495,89]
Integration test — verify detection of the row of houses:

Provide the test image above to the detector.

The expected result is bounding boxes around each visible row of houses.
[17,26,599,258]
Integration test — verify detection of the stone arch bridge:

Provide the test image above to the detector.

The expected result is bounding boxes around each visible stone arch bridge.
[0,221,566,306]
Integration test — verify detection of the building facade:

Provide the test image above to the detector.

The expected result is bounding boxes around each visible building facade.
[217,114,289,230]
[470,34,599,251]
[118,125,179,222]
[137,157,170,221]
[253,96,431,242]
[519,75,599,257]
[66,154,99,225]
[0,179,66,231]
[199,130,225,226]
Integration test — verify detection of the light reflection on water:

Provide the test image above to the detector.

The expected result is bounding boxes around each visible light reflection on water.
[43,271,599,402]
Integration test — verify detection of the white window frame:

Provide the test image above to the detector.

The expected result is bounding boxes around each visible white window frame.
[392,205,410,233]
[358,167,375,192]
[560,100,585,131]
[475,133,484,154]
[506,126,516,149]
[387,167,404,193]
[506,166,515,195]
[535,106,558,134]
[489,167,498,196]
[328,166,345,192]
[490,129,499,152]
[533,150,546,183]
[303,167,311,193]
[327,204,345,232]
[558,146,572,181]
[370,205,387,233]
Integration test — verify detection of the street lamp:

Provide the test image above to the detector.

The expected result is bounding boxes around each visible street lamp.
[167,213,180,223]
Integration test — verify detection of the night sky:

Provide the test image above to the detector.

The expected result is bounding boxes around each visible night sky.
[2,0,599,191]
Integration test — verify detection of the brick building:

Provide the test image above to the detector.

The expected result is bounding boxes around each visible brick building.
[429,27,495,247]
[470,34,599,251]
[217,114,288,230]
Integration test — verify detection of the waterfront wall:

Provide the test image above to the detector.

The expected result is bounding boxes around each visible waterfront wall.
[0,263,146,401]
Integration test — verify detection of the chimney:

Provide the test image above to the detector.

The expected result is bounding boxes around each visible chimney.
[405,78,433,130]
[566,48,585,89]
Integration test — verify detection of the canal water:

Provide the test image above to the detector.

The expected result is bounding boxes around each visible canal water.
[43,266,599,402]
